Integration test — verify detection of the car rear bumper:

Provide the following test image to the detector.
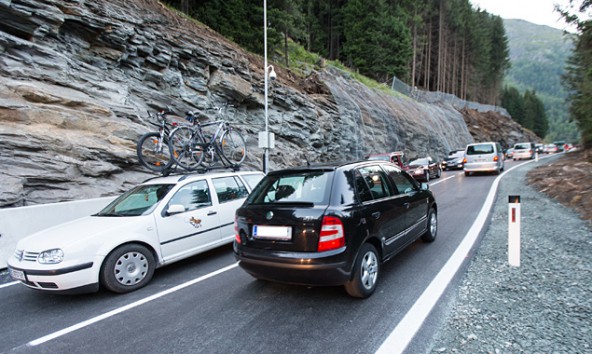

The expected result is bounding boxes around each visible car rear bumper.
[234,246,351,286]
[464,162,500,172]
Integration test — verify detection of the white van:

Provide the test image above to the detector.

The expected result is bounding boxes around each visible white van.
[463,142,504,176]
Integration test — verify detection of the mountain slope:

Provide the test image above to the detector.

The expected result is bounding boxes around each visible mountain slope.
[503,19,579,142]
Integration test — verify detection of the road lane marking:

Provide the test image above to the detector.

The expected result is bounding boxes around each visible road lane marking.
[376,159,538,354]
[28,263,239,347]
[0,281,19,289]
[429,175,455,186]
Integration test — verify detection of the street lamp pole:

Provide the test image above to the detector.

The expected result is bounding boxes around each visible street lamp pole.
[263,0,269,174]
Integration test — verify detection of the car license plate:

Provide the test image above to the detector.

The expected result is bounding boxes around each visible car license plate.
[253,225,292,240]
[9,268,26,281]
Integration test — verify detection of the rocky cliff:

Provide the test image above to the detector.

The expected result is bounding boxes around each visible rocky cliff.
[0,0,538,207]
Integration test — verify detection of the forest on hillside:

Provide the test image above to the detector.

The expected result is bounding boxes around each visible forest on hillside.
[164,0,510,106]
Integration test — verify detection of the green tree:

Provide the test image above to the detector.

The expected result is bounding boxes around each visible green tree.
[501,85,525,125]
[523,90,549,138]
[558,0,592,148]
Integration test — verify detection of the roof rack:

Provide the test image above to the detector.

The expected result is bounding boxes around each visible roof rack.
[141,163,254,183]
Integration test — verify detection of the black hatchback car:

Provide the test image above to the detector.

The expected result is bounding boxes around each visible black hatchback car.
[233,160,437,298]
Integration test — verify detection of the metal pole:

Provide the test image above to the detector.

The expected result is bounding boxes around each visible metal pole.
[263,0,269,174]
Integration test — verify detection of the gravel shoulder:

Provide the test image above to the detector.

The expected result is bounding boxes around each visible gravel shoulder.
[428,154,592,353]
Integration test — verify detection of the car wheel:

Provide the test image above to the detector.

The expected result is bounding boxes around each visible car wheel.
[421,208,437,242]
[344,243,380,298]
[424,171,430,182]
[464,171,470,176]
[100,244,155,294]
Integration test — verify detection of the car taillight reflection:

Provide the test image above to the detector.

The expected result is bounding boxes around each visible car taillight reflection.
[318,216,345,252]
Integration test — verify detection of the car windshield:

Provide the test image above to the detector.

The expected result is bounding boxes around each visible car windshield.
[466,144,494,155]
[409,158,429,166]
[95,184,174,217]
[247,171,333,205]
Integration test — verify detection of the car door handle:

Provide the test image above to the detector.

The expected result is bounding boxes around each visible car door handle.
[372,211,381,219]
[403,202,410,209]
[207,211,217,216]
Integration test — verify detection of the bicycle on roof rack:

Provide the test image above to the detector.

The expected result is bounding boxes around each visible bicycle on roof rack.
[168,105,247,172]
[136,109,178,173]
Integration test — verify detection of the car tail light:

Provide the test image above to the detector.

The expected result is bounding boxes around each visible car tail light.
[234,216,241,244]
[493,155,499,162]
[463,158,467,164]
[318,216,345,252]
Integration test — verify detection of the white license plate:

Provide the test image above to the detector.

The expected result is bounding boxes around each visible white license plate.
[253,225,292,240]
[9,268,26,281]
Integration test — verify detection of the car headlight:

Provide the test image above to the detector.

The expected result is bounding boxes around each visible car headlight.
[38,249,64,264]
[415,168,424,174]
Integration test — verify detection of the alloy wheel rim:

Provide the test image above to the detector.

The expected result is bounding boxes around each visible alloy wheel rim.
[361,251,378,290]
[114,252,148,286]
[430,212,437,236]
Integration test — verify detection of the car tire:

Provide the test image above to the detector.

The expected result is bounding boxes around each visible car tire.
[100,244,155,294]
[421,208,437,242]
[464,171,470,176]
[424,171,430,182]
[344,243,380,298]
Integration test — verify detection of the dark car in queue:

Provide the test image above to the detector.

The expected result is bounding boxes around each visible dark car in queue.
[405,157,442,182]
[233,160,437,298]
[441,149,465,171]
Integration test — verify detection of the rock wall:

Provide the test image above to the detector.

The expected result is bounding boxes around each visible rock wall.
[0,0,536,207]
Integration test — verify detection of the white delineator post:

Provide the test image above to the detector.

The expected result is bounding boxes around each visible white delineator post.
[508,195,521,267]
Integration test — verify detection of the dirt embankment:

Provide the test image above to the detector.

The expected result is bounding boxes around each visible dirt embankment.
[527,149,592,223]
[460,108,540,148]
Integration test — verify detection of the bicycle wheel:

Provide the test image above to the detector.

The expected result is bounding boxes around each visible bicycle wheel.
[220,128,247,165]
[169,126,204,171]
[136,132,173,172]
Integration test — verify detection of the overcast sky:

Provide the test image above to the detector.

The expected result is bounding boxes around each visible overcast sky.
[470,0,579,31]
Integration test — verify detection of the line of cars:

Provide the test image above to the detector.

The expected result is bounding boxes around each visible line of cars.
[5,137,571,298]
[7,158,438,299]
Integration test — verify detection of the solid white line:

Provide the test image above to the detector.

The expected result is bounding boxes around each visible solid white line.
[429,174,456,186]
[28,263,238,347]
[0,281,19,289]
[375,160,535,354]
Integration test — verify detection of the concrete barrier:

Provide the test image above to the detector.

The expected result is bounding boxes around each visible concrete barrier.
[0,197,116,269]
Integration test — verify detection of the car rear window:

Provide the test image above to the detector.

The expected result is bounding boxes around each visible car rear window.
[514,143,530,150]
[246,171,333,205]
[466,144,494,155]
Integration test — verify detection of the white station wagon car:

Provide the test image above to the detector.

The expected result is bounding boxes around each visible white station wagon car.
[7,170,264,294]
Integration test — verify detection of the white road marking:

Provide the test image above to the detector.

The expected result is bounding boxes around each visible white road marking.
[376,159,538,354]
[428,174,456,186]
[28,263,239,347]
[0,281,19,289]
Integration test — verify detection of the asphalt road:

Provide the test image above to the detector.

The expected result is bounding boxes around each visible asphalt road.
[0,161,523,354]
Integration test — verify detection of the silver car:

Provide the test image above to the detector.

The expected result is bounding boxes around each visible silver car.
[513,142,536,160]
[463,142,504,176]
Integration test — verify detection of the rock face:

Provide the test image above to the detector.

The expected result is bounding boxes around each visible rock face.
[0,0,537,207]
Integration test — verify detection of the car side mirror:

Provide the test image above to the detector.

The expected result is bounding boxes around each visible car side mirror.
[420,182,430,191]
[166,204,185,215]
